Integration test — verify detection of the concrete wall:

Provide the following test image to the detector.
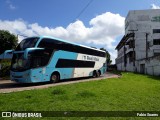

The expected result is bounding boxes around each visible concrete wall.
[116,10,160,76]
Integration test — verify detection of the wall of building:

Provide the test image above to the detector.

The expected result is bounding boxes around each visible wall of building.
[116,9,160,76]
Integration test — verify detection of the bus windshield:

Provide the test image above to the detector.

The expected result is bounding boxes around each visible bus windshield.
[11,53,30,71]
[16,37,39,51]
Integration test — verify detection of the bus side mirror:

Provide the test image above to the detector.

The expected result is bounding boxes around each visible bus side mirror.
[3,50,14,59]
[24,48,44,59]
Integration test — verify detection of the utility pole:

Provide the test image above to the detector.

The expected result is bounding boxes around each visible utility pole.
[128,29,138,66]
[145,33,149,59]
[123,41,126,71]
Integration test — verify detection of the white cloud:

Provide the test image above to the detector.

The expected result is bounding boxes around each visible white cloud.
[0,12,125,63]
[6,0,16,10]
[151,4,160,9]
[9,4,16,10]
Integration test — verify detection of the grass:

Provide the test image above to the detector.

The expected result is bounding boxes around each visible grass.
[0,72,160,120]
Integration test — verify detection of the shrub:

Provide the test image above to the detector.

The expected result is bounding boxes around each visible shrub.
[0,59,11,78]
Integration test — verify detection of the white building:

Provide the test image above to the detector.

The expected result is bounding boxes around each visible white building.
[116,9,160,76]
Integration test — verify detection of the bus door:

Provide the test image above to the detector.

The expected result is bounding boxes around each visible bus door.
[30,56,44,82]
[29,49,53,82]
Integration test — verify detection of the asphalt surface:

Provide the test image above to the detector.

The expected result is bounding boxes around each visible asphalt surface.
[0,72,120,93]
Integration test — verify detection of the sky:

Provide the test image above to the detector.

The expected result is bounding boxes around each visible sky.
[0,0,160,63]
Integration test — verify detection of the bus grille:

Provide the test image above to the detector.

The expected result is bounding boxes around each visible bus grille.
[12,75,22,78]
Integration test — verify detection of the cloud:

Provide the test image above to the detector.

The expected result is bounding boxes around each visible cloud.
[9,4,16,10]
[0,12,125,63]
[6,0,16,10]
[151,4,160,9]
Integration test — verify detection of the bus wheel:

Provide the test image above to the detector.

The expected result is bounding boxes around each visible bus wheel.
[97,70,101,77]
[50,73,59,83]
[93,71,97,78]
[97,71,100,77]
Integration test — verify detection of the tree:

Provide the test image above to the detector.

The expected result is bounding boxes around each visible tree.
[0,30,18,54]
[100,48,112,65]
[0,30,18,77]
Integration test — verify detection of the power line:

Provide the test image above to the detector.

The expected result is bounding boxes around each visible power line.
[73,0,94,22]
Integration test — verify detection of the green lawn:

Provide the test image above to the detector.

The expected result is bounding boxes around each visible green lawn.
[0,72,160,120]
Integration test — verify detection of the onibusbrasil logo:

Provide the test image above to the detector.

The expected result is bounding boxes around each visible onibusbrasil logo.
[2,112,42,118]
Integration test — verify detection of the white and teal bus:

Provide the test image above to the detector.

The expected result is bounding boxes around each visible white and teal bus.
[10,36,106,83]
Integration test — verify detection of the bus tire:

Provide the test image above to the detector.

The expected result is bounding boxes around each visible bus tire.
[98,70,101,77]
[50,73,60,83]
[97,71,100,77]
[93,70,97,78]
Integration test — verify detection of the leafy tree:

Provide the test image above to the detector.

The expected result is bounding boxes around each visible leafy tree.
[0,30,18,78]
[100,48,112,65]
[0,30,18,54]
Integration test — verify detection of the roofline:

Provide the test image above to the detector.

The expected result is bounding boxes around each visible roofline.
[30,36,106,53]
[115,33,134,50]
[115,35,125,50]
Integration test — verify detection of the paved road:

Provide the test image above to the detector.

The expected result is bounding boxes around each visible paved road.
[0,72,120,93]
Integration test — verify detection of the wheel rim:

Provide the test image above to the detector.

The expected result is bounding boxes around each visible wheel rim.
[51,75,57,82]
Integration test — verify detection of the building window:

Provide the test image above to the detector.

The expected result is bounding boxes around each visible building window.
[153,39,160,45]
[153,29,160,33]
[154,53,160,56]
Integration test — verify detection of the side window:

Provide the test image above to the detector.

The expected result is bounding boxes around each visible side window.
[16,37,39,51]
[153,39,160,45]
[38,39,48,48]
[30,49,53,68]
[38,38,106,57]
[32,57,42,68]
[153,29,160,34]
[38,38,57,49]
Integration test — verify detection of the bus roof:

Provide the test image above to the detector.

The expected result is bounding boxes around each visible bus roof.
[37,36,106,53]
